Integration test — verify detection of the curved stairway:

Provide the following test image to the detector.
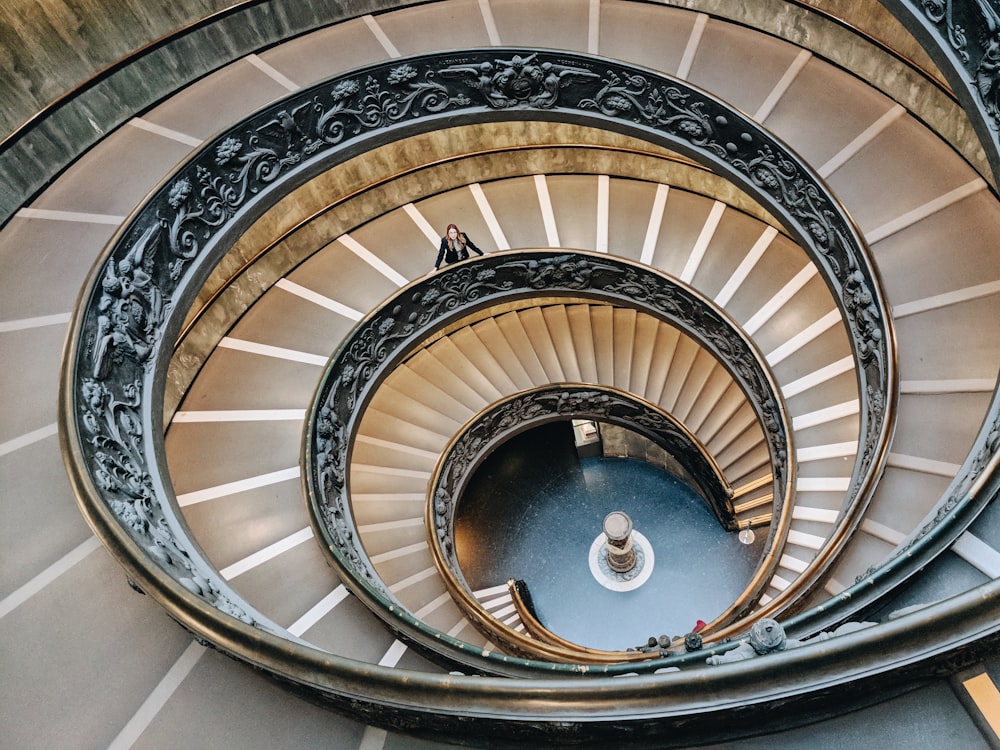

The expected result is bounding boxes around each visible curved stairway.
[5,1,1000,747]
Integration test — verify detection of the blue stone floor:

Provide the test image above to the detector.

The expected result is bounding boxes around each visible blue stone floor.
[456,421,766,651]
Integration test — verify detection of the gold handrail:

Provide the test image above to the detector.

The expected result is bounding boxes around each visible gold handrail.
[507,579,675,657]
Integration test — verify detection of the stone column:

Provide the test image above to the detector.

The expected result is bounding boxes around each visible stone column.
[603,511,636,573]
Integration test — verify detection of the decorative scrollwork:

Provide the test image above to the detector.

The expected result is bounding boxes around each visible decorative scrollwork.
[923,0,971,60]
[920,0,1000,130]
[90,224,170,378]
[81,378,146,499]
[425,385,741,578]
[505,253,615,289]
[415,265,514,313]
[79,378,255,624]
[581,71,729,159]
[968,0,1000,130]
[67,48,899,667]
[307,252,793,622]
[440,52,598,109]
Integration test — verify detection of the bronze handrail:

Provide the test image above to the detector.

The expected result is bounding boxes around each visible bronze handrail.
[60,47,912,734]
[420,381,752,661]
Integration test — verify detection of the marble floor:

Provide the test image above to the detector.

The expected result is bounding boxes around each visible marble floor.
[455,422,766,651]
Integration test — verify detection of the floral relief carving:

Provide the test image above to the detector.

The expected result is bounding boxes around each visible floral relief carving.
[310,252,790,594]
[581,71,729,159]
[922,0,1000,130]
[90,224,170,379]
[69,49,901,639]
[440,53,598,109]
[426,386,745,577]
[80,379,254,623]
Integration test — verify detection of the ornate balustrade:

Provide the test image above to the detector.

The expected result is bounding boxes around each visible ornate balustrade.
[60,45,976,740]
[308,253,792,669]
[5,0,983,227]
[422,383,739,661]
[0,0,387,224]
[886,0,1000,184]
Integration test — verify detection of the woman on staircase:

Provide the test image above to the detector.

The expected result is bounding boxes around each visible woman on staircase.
[434,223,484,270]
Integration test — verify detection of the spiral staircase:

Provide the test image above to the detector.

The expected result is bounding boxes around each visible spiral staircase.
[5,1,1000,747]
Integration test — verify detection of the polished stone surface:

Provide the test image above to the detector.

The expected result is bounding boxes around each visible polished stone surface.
[456,422,765,651]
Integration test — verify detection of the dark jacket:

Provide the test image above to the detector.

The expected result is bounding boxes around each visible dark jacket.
[435,232,483,269]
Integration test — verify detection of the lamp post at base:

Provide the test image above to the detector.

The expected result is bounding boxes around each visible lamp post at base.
[603,511,637,573]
